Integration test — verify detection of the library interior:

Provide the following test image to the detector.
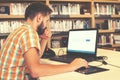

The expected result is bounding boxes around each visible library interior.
[0,0,120,80]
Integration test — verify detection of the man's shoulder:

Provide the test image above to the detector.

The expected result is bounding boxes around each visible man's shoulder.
[21,25,37,33]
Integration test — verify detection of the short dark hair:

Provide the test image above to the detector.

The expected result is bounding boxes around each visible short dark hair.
[25,2,52,20]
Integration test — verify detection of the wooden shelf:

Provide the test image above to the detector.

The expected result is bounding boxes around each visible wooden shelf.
[111,15,120,18]
[112,44,120,47]
[98,44,120,50]
[95,15,120,18]
[51,14,92,19]
[98,29,115,33]
[49,0,91,2]
[98,29,120,34]
[69,15,92,18]
[0,0,46,2]
[94,0,120,3]
[0,15,24,19]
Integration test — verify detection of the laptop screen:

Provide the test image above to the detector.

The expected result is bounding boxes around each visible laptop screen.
[67,29,98,56]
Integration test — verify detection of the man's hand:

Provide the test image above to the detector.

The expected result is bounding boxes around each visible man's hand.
[39,27,52,56]
[39,27,52,40]
[70,58,88,70]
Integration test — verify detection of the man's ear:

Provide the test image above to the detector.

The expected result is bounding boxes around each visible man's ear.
[36,14,43,23]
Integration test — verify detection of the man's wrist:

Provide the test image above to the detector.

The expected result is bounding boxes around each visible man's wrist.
[41,38,50,41]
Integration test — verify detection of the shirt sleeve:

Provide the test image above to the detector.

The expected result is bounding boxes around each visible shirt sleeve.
[20,29,40,55]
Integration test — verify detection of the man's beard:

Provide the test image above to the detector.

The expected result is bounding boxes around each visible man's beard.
[37,22,46,35]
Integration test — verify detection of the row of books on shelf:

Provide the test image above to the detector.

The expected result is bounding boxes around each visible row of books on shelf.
[106,19,120,30]
[0,20,120,34]
[50,33,120,48]
[96,19,120,30]
[50,3,90,15]
[51,39,61,48]
[97,33,120,45]
[51,37,68,48]
[50,19,90,32]
[94,3,120,15]
[0,3,30,15]
[98,34,114,45]
[1,2,120,16]
[0,19,90,34]
[0,21,24,33]
[0,33,120,49]
[114,34,120,44]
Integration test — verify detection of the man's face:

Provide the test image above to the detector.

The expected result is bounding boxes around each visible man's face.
[37,21,46,35]
[37,15,49,35]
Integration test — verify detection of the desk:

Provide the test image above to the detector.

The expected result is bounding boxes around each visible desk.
[39,48,120,80]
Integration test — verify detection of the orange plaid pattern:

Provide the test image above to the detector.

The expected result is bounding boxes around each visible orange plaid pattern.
[0,24,40,80]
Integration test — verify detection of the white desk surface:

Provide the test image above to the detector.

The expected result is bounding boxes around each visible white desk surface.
[39,48,120,80]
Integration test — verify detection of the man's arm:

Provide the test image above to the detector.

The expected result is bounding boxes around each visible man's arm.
[24,47,88,78]
[39,27,51,57]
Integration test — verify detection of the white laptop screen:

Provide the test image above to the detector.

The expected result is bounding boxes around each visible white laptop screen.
[67,29,98,55]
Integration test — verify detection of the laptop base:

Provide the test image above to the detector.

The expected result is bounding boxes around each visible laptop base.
[49,55,103,63]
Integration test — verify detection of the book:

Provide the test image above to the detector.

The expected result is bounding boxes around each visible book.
[51,39,61,48]
[0,6,10,15]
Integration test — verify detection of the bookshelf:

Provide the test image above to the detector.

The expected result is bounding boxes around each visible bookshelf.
[0,0,47,49]
[94,0,120,51]
[0,15,24,19]
[49,0,93,48]
[0,0,120,51]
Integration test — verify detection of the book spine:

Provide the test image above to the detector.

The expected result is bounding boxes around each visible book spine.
[0,20,23,33]
[10,3,29,15]
[50,19,90,32]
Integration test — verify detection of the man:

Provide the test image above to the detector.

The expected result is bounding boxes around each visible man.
[0,2,88,80]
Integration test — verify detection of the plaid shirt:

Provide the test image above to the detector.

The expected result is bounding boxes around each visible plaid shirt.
[0,24,40,80]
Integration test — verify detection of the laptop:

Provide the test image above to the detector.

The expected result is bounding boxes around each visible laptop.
[50,28,109,74]
[50,28,101,63]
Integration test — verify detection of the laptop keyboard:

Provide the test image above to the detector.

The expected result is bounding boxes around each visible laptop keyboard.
[50,55,75,63]
[49,55,97,63]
